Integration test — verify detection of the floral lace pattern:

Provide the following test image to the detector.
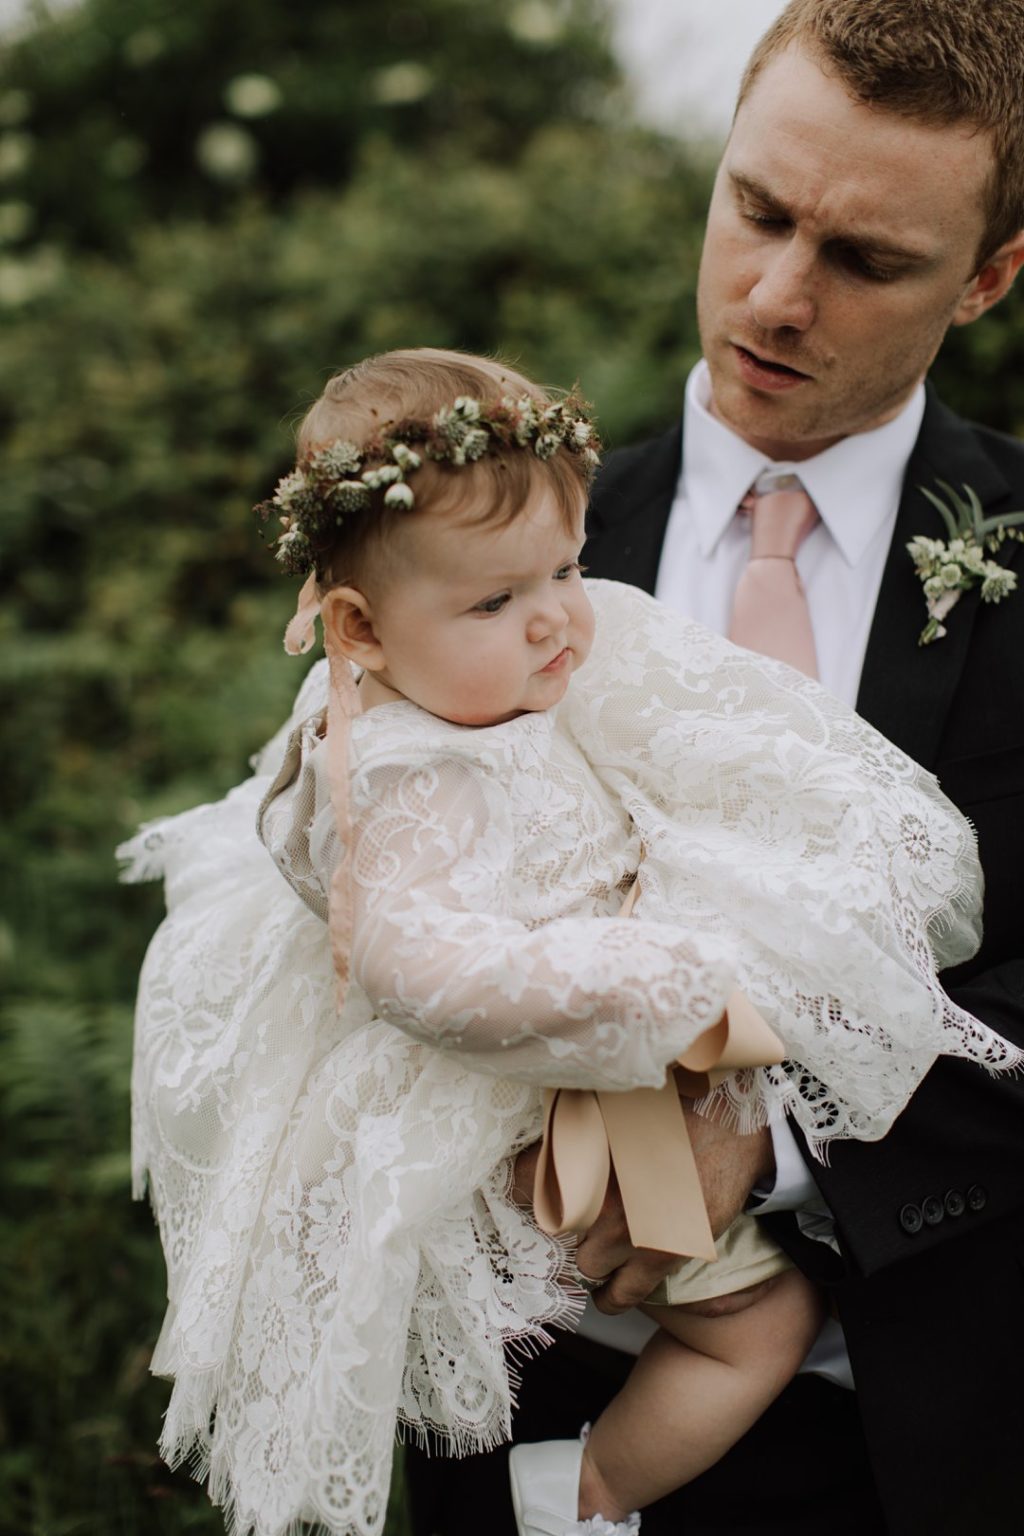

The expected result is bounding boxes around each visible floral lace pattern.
[121,579,1019,1536]
[562,583,1010,1146]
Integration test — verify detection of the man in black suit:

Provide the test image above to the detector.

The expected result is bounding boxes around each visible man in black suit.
[406,3,1024,1531]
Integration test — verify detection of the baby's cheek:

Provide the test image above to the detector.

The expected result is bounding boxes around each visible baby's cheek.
[574,601,597,664]
[445,663,516,725]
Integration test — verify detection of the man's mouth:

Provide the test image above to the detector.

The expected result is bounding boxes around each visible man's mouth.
[732,344,812,391]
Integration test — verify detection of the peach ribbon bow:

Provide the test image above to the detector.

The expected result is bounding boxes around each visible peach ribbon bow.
[533,880,785,1261]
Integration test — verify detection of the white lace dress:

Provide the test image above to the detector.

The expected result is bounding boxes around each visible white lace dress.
[121,580,1016,1536]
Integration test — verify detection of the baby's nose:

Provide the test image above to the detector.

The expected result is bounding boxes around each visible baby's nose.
[526,597,568,643]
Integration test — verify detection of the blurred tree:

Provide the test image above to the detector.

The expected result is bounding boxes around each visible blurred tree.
[1,0,618,251]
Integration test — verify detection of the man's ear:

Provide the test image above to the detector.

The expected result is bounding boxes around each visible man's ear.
[953,229,1024,326]
[320,585,386,671]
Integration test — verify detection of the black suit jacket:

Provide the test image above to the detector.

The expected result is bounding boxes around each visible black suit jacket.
[583,387,1024,1533]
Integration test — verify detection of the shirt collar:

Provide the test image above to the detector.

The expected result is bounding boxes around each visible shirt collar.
[681,359,926,566]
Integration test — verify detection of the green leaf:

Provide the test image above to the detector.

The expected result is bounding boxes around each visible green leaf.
[978,508,1024,536]
[919,484,960,541]
[963,482,985,539]
[934,478,972,521]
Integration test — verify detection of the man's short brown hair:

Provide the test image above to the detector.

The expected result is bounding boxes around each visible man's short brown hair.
[737,0,1024,266]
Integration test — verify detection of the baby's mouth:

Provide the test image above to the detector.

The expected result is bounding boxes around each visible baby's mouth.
[538,647,570,674]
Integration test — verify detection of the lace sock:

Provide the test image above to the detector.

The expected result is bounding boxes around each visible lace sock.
[567,1515,641,1535]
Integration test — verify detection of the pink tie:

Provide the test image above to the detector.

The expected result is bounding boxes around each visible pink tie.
[728,476,820,678]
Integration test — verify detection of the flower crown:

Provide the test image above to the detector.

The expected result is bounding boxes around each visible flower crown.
[254,391,601,577]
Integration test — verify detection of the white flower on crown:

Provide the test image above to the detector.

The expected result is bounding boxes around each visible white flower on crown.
[390,442,422,472]
[315,440,362,477]
[273,469,306,507]
[361,464,402,489]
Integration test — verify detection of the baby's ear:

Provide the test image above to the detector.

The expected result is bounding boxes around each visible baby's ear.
[321,586,386,670]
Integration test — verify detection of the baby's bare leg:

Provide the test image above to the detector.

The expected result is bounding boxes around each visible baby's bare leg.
[578,1268,824,1523]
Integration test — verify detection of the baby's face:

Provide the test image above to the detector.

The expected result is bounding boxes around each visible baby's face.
[364,485,594,725]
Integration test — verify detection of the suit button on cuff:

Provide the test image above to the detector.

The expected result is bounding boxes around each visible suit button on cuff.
[944,1188,965,1218]
[966,1183,987,1212]
[899,1202,923,1235]
[922,1195,944,1227]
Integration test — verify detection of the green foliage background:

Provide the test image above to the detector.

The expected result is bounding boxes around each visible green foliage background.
[2,1,1023,1532]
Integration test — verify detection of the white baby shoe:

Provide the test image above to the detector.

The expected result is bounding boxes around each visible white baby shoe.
[508,1436,641,1536]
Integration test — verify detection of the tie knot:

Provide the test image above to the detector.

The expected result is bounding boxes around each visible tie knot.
[743,481,819,561]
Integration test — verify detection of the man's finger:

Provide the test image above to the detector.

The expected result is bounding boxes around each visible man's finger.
[573,1233,633,1279]
[590,1250,680,1314]
[592,1267,660,1314]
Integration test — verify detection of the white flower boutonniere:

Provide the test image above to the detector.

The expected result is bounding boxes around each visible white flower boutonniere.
[908,480,1024,645]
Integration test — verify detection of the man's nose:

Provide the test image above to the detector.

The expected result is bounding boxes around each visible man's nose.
[748,240,816,332]
[526,594,569,643]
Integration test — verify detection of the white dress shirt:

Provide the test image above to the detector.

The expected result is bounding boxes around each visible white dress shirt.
[576,360,927,1384]
[655,359,925,708]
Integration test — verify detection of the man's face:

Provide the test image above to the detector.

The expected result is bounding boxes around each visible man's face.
[697,44,996,460]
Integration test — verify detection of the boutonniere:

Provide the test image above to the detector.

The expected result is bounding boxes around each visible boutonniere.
[907,480,1024,645]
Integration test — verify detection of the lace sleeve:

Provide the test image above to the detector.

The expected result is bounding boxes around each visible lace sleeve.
[348,743,734,1091]
[571,580,984,971]
[557,580,1021,1151]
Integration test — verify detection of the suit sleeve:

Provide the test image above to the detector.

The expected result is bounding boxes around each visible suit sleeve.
[589,407,1024,1280]
[772,414,1024,1279]
[793,961,1024,1278]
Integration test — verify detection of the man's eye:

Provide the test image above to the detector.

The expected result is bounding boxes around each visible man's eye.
[859,263,898,284]
[743,209,788,229]
[840,247,898,283]
[474,593,510,614]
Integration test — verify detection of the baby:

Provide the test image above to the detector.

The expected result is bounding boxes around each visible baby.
[124,347,1017,1536]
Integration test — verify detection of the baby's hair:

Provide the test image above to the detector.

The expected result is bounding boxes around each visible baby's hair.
[296,347,596,591]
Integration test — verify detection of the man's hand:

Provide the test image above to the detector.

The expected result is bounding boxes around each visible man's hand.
[511,1105,776,1315]
[511,1142,674,1310]
[679,1100,775,1237]
[574,1168,681,1313]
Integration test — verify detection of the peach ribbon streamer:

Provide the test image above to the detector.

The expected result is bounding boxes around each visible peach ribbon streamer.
[321,624,363,1003]
[533,880,785,1260]
[284,574,362,1004]
[283,571,321,658]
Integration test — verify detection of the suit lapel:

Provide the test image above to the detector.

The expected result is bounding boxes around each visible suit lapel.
[586,422,682,594]
[591,396,1020,769]
[856,390,1015,767]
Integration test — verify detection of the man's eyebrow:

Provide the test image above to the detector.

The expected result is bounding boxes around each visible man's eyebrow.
[728,170,933,264]
[730,171,788,216]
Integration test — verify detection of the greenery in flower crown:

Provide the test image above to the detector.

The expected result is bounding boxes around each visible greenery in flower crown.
[254,391,601,577]
[908,478,1024,644]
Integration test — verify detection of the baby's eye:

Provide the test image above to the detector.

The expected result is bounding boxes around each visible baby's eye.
[474,592,510,614]
[554,561,582,581]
